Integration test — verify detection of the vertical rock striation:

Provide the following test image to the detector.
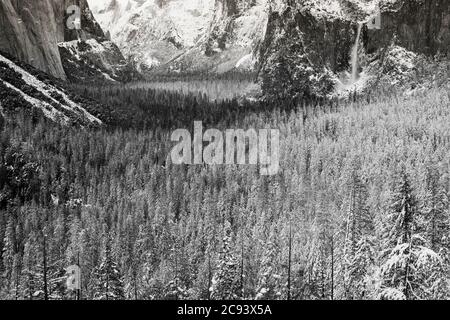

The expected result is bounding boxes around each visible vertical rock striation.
[0,0,67,79]
[366,0,450,56]
[0,0,137,82]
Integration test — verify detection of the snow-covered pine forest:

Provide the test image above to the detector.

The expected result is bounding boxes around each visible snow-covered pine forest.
[1,86,450,300]
[1,0,450,301]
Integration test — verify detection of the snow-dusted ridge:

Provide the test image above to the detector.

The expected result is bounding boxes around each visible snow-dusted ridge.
[0,53,102,126]
[89,0,215,71]
[88,0,271,73]
[87,0,384,74]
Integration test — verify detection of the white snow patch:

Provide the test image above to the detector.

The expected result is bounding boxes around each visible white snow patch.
[101,71,117,82]
[0,54,102,125]
[59,39,107,56]
[1,79,70,124]
[235,54,255,70]
[303,0,381,20]
[89,0,215,60]
[88,0,266,71]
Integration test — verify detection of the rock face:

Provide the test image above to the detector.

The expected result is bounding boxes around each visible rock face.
[89,0,269,73]
[0,0,67,79]
[5,0,446,94]
[58,38,140,83]
[259,6,355,99]
[366,0,450,56]
[258,0,450,99]
[0,0,138,82]
[201,0,269,72]
[89,0,216,72]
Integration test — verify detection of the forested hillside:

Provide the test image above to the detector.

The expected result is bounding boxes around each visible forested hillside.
[1,87,449,300]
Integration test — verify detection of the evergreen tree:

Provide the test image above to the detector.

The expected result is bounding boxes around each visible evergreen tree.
[421,165,450,252]
[92,234,125,300]
[255,239,281,299]
[341,170,375,299]
[379,169,448,300]
[19,224,66,300]
[1,217,15,296]
[210,222,241,300]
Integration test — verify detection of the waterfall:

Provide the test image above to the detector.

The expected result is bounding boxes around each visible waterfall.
[351,23,363,83]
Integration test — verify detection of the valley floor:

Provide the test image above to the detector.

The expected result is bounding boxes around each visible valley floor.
[127,79,260,102]
[1,87,450,300]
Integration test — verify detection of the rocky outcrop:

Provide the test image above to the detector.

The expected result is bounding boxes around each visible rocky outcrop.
[257,0,450,99]
[258,5,355,99]
[0,51,103,126]
[0,0,138,82]
[205,0,268,55]
[58,39,140,83]
[365,0,450,56]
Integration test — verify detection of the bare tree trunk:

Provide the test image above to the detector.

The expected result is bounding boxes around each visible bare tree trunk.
[207,251,212,300]
[330,234,334,300]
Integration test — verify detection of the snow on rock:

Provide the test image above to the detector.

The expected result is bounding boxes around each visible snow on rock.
[235,54,255,70]
[303,0,346,19]
[301,0,381,21]
[58,38,139,83]
[335,45,419,98]
[0,53,102,126]
[199,0,269,73]
[88,0,269,73]
[381,45,417,85]
[87,0,383,75]
[89,0,215,71]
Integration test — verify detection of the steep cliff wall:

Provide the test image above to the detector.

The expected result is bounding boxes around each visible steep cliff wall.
[258,5,355,99]
[258,0,450,99]
[366,0,450,55]
[89,0,269,74]
[90,0,215,72]
[0,0,67,79]
[0,0,137,82]
[205,0,268,54]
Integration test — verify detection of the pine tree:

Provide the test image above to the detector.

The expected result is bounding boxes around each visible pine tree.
[162,236,189,300]
[92,235,125,300]
[421,165,450,252]
[1,215,22,300]
[19,225,66,300]
[341,170,375,299]
[125,224,150,300]
[379,169,448,300]
[255,239,281,300]
[21,237,38,300]
[308,195,336,300]
[1,217,15,296]
[210,222,241,300]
